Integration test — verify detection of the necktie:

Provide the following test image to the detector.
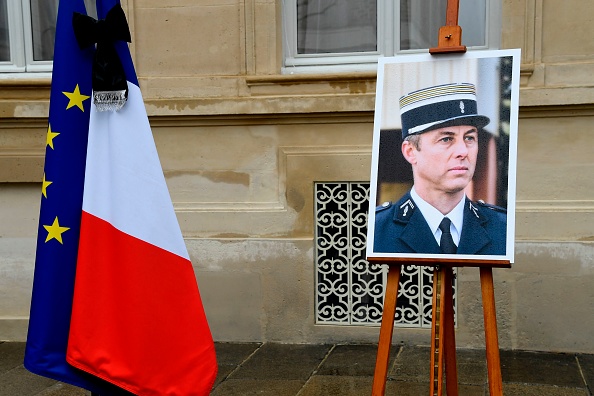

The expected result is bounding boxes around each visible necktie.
[439,217,457,254]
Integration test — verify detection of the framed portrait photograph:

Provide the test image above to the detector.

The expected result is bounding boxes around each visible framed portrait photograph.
[366,49,520,264]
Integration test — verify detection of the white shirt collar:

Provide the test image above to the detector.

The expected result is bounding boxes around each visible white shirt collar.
[410,187,465,246]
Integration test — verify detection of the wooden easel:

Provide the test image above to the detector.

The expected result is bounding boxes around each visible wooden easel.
[370,1,511,395]
[370,260,510,396]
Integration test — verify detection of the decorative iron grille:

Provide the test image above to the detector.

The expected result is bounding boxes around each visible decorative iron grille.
[314,182,456,327]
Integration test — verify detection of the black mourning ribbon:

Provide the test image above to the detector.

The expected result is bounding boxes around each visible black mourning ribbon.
[439,217,457,254]
[73,4,131,111]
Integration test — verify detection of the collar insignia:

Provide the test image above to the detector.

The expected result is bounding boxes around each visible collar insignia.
[399,199,415,217]
[469,201,480,218]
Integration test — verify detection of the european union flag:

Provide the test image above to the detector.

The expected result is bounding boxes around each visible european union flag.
[24,0,130,393]
[25,1,217,394]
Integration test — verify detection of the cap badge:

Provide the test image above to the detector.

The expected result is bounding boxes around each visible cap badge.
[459,101,465,113]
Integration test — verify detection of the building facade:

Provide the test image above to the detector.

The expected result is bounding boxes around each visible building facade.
[1,0,593,353]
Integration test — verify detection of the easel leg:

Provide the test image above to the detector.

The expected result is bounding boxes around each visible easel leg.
[429,268,442,396]
[372,265,401,396]
[442,267,458,396]
[430,267,458,396]
[480,267,503,396]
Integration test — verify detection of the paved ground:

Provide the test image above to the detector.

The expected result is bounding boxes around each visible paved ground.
[1,341,593,395]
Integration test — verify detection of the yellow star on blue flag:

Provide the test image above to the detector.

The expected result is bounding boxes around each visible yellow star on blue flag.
[41,174,52,198]
[63,84,90,111]
[46,124,60,149]
[43,217,70,244]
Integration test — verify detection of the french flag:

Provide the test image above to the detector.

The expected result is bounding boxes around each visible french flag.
[67,82,218,394]
[25,0,217,394]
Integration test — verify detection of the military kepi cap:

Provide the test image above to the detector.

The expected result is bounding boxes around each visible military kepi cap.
[399,83,490,139]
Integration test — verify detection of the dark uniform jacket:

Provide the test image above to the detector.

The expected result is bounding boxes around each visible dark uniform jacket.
[373,192,507,255]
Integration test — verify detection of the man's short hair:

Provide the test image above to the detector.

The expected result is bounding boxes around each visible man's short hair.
[404,134,422,150]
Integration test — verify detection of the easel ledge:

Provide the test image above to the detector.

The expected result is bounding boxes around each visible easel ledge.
[367,257,511,268]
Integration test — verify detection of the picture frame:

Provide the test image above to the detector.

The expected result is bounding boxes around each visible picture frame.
[366,49,520,263]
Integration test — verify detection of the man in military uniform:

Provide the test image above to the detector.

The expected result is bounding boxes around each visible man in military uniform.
[373,83,507,255]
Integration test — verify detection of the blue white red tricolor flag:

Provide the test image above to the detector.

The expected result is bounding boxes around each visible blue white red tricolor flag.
[24,1,217,395]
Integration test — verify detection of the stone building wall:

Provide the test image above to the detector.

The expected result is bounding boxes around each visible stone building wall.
[1,0,593,353]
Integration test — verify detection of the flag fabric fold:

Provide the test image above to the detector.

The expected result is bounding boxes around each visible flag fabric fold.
[25,0,217,394]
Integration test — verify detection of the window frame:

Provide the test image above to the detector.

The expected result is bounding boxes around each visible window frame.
[282,0,501,75]
[0,0,54,74]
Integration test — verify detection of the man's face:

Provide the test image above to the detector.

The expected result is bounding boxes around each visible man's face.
[402,125,478,197]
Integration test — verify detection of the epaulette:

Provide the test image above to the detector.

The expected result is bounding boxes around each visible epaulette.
[477,200,507,213]
[376,201,392,212]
